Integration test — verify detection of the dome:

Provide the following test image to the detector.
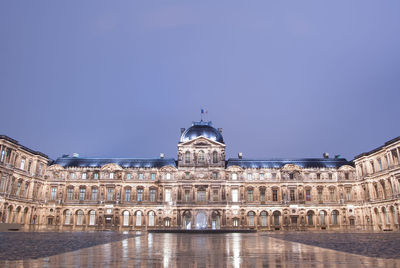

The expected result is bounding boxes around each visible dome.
[180,121,224,144]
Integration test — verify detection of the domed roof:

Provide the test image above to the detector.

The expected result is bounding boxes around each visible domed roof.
[180,121,224,144]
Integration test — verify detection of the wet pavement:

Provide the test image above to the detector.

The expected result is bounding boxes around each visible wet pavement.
[0,232,399,267]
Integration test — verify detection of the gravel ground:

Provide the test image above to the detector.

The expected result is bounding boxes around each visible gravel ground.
[265,232,400,259]
[0,232,136,261]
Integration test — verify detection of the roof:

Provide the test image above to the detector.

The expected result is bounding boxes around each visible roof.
[180,121,224,144]
[226,158,353,169]
[54,157,177,168]
[0,135,49,159]
[354,135,400,160]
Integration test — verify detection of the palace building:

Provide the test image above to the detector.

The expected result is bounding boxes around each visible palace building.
[0,121,399,231]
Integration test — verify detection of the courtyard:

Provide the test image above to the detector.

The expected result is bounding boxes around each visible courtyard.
[0,232,400,267]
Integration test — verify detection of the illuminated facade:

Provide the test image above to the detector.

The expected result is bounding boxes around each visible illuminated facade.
[0,121,399,231]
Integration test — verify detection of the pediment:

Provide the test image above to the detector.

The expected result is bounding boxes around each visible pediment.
[281,164,302,171]
[338,165,355,171]
[101,163,122,171]
[179,136,225,147]
[48,164,64,171]
[226,165,244,172]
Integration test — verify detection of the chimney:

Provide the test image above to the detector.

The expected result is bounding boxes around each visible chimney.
[160,153,165,159]
[323,152,329,159]
[238,152,243,159]
[180,128,185,134]
[218,128,223,134]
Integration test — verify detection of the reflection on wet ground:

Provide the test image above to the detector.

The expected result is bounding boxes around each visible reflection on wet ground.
[1,233,400,267]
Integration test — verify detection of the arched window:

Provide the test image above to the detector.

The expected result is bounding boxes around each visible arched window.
[331,210,338,225]
[64,210,71,225]
[185,151,190,164]
[273,211,280,225]
[375,208,382,224]
[198,151,205,163]
[248,211,255,227]
[320,211,326,226]
[89,211,96,226]
[148,211,155,227]
[212,151,218,163]
[136,211,142,226]
[77,210,83,225]
[123,211,130,226]
[261,211,267,227]
[383,207,390,225]
[307,211,314,226]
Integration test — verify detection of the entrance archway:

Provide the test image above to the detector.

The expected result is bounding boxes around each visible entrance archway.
[196,211,207,229]
[183,211,192,230]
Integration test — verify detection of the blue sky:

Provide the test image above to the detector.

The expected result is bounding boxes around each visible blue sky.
[1,1,399,160]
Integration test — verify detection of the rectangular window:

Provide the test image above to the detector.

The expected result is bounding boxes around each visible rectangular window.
[345,173,349,180]
[259,173,264,180]
[92,188,98,201]
[82,173,87,180]
[151,173,156,180]
[260,189,265,202]
[51,187,57,200]
[185,189,190,202]
[165,189,171,202]
[67,188,73,200]
[318,190,323,202]
[213,190,219,201]
[0,150,4,162]
[289,173,294,180]
[20,158,26,170]
[185,173,190,179]
[150,189,156,202]
[93,173,99,180]
[166,173,171,180]
[28,161,32,172]
[290,189,295,201]
[38,163,43,175]
[197,190,206,202]
[306,190,311,201]
[329,173,332,180]
[70,173,75,179]
[125,189,131,202]
[330,189,335,201]
[126,174,131,180]
[248,190,253,202]
[79,188,85,200]
[213,172,218,179]
[109,172,114,179]
[232,173,237,180]
[137,189,143,201]
[378,158,382,171]
[272,189,278,201]
[232,189,238,202]
[139,173,143,180]
[247,173,252,180]
[107,188,113,201]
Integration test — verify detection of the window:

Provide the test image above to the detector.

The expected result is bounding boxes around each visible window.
[137,189,143,201]
[332,210,338,225]
[67,188,73,200]
[93,173,99,180]
[0,149,4,162]
[136,211,142,226]
[259,173,264,180]
[320,211,326,225]
[370,161,375,173]
[290,189,295,201]
[165,189,171,202]
[77,211,83,225]
[232,173,237,180]
[82,173,87,180]
[247,173,252,180]
[248,212,255,226]
[330,189,335,201]
[273,212,280,225]
[289,173,294,180]
[260,189,265,202]
[198,151,205,163]
[91,188,98,201]
[79,188,85,200]
[70,173,75,179]
[148,211,155,226]
[123,211,129,226]
[212,151,218,163]
[272,189,278,201]
[307,212,314,226]
[318,189,323,202]
[20,158,26,170]
[107,188,113,201]
[184,189,190,202]
[89,211,96,226]
[164,218,170,227]
[151,173,156,180]
[378,158,382,171]
[39,163,43,175]
[233,218,238,227]
[232,189,238,202]
[126,174,131,180]
[248,189,253,202]
[150,189,156,202]
[345,173,349,180]
[213,190,219,201]
[139,173,143,180]
[185,151,190,163]
[109,172,114,179]
[125,189,131,202]
[197,190,206,202]
[0,176,6,192]
[261,211,267,226]
[51,187,57,200]
[166,173,171,180]
[16,181,21,196]
[185,172,190,179]
[329,173,332,180]
[304,189,310,201]
[27,160,32,172]
[213,172,218,179]
[64,210,71,224]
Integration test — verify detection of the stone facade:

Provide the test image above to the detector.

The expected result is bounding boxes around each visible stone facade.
[0,122,399,232]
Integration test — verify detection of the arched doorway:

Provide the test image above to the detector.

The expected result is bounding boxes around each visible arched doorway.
[196,211,207,229]
[211,211,220,230]
[183,211,192,230]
